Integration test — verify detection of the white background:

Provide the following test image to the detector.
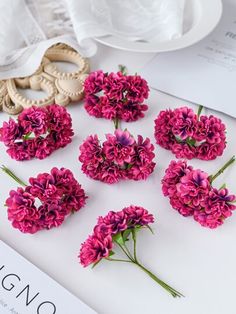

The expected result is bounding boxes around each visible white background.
[0,43,236,314]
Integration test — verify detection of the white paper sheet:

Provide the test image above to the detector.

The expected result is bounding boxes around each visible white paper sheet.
[0,241,97,314]
[140,0,236,118]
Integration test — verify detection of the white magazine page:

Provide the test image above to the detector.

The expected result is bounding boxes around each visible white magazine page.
[0,241,97,314]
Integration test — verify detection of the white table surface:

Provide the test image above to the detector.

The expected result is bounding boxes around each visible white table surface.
[0,43,236,314]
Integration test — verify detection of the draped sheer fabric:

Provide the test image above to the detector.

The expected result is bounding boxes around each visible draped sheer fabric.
[0,0,185,78]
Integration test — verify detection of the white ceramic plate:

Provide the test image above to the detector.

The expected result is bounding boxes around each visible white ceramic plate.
[94,0,222,53]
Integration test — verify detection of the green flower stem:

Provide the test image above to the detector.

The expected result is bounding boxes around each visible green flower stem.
[113,230,183,297]
[197,105,203,118]
[123,242,134,260]
[134,262,184,298]
[113,117,120,130]
[0,165,27,187]
[106,257,132,263]
[210,155,235,184]
[117,243,134,261]
[132,229,138,263]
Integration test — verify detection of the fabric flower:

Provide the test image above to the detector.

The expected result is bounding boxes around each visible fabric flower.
[79,205,182,298]
[0,104,74,161]
[79,129,156,184]
[162,157,236,228]
[5,167,87,234]
[80,235,113,267]
[154,106,226,160]
[84,69,149,122]
[18,106,48,136]
[0,119,22,144]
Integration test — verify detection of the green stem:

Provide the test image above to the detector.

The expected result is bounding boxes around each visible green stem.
[123,242,134,261]
[117,243,134,261]
[118,64,128,75]
[113,228,183,297]
[106,257,132,263]
[113,117,119,130]
[132,229,138,262]
[0,165,27,187]
[135,262,184,298]
[197,105,203,118]
[210,156,235,184]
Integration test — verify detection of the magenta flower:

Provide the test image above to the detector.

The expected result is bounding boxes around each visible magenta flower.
[99,161,122,184]
[0,119,22,144]
[3,166,87,234]
[177,169,210,209]
[38,199,67,229]
[27,173,59,201]
[0,104,74,161]
[171,143,196,160]
[79,130,156,184]
[162,160,190,198]
[172,106,197,140]
[83,70,104,94]
[7,142,34,161]
[119,101,148,122]
[115,129,135,146]
[83,68,149,122]
[154,105,226,160]
[103,72,127,101]
[97,210,128,235]
[123,205,154,226]
[79,205,183,298]
[84,95,103,118]
[80,235,113,267]
[154,109,176,150]
[194,188,236,228]
[6,188,41,234]
[126,74,149,103]
[162,156,236,228]
[18,106,48,136]
[104,130,135,166]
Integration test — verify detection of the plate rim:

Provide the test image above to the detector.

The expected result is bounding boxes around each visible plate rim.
[94,0,223,53]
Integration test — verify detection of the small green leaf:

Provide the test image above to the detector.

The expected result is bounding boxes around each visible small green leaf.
[122,229,131,242]
[118,64,128,75]
[109,250,115,257]
[134,224,142,231]
[219,183,226,189]
[126,163,133,170]
[23,132,34,140]
[186,138,196,146]
[146,225,154,234]
[112,232,125,245]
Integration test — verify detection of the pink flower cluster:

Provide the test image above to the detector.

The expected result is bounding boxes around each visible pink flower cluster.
[6,168,87,234]
[79,205,154,267]
[0,104,74,161]
[84,70,149,122]
[79,129,156,184]
[154,106,226,160]
[162,160,236,228]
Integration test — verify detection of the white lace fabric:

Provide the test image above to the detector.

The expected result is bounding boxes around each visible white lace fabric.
[0,0,185,79]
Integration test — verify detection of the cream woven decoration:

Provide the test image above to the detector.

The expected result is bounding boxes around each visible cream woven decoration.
[0,44,90,115]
